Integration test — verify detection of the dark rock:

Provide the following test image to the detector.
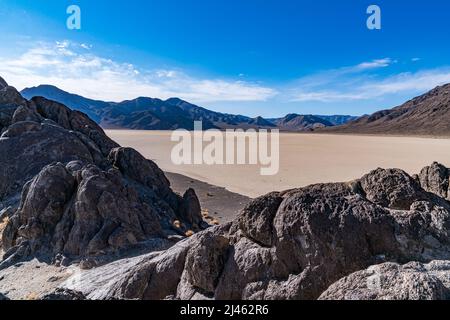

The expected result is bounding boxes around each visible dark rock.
[180,230,230,296]
[42,288,87,300]
[0,76,7,89]
[108,147,171,198]
[0,292,9,300]
[237,192,283,247]
[0,85,27,109]
[1,161,199,259]
[62,165,450,300]
[319,260,450,300]
[180,188,204,229]
[0,122,93,205]
[359,168,429,210]
[419,162,449,199]
[0,76,204,265]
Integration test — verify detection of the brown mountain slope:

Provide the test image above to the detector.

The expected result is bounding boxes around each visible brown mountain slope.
[322,83,450,136]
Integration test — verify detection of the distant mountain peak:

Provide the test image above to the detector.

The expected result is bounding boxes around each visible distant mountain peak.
[248,116,276,127]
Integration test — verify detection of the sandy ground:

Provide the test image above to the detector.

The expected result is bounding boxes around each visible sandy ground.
[0,259,78,300]
[107,130,450,198]
[167,172,251,224]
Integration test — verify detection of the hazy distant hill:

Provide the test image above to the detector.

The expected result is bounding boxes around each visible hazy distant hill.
[272,114,334,131]
[322,84,450,136]
[21,85,355,131]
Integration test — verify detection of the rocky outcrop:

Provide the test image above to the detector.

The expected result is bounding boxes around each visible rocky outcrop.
[319,261,450,300]
[58,166,450,300]
[0,292,9,300]
[42,289,86,300]
[0,77,204,267]
[418,162,450,200]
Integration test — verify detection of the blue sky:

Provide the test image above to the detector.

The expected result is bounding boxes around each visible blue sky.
[0,0,449,117]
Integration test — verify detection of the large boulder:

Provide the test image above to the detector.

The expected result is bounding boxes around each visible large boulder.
[1,158,204,264]
[419,162,450,200]
[359,168,429,210]
[319,260,450,300]
[60,165,450,300]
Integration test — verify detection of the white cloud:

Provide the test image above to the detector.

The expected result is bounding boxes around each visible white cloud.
[290,58,450,103]
[354,58,394,71]
[362,69,450,95]
[80,43,92,50]
[0,40,277,103]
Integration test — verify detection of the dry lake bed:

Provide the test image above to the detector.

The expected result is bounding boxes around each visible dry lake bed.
[107,130,450,198]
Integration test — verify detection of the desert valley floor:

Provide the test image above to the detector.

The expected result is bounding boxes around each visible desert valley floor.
[107,130,450,198]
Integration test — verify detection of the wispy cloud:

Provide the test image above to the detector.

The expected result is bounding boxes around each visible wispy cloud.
[353,58,394,71]
[0,40,277,103]
[289,59,450,103]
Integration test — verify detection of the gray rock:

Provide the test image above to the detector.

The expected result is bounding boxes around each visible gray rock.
[62,237,194,300]
[0,292,9,300]
[179,230,230,297]
[62,166,450,300]
[359,168,428,210]
[42,288,86,300]
[2,159,203,260]
[237,192,283,247]
[419,162,450,199]
[319,260,450,300]
[0,121,94,203]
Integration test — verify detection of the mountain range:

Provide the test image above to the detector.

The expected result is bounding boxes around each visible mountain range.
[21,85,357,131]
[22,83,450,136]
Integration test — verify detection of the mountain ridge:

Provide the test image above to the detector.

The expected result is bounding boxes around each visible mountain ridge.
[21,85,356,131]
[322,83,450,136]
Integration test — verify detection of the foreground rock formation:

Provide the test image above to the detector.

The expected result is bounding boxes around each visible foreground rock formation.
[319,260,450,300]
[0,76,205,270]
[55,163,450,300]
[2,75,450,300]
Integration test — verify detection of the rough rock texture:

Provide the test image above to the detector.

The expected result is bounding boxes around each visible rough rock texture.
[419,162,450,200]
[0,292,9,300]
[319,261,450,300]
[60,166,450,300]
[42,288,86,300]
[0,77,204,267]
